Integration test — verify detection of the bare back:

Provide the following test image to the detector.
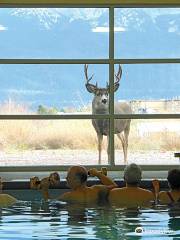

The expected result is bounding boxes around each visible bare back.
[159,191,180,204]
[109,187,154,207]
[59,185,108,204]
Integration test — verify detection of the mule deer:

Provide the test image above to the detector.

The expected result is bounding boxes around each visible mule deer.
[84,64,132,164]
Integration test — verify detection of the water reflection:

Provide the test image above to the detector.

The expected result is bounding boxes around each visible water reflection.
[0,201,180,239]
[168,205,180,236]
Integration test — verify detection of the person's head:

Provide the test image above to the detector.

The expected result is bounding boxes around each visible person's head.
[167,169,180,190]
[49,172,60,186]
[124,163,142,186]
[66,166,88,189]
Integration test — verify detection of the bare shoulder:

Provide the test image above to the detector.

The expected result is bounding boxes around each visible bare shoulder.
[159,191,166,196]
[0,194,17,206]
[138,188,154,198]
[159,191,168,200]
[92,185,108,191]
[138,187,152,193]
[109,187,123,195]
[58,192,72,201]
[108,188,123,202]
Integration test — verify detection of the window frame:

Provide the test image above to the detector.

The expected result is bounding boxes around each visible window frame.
[0,1,180,173]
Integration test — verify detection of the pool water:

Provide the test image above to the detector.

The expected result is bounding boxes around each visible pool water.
[0,200,180,240]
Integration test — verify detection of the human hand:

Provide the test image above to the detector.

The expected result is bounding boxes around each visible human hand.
[88,168,100,177]
[40,177,51,190]
[30,176,41,190]
[49,172,60,186]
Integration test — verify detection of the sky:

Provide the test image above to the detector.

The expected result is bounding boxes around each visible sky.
[0,8,180,110]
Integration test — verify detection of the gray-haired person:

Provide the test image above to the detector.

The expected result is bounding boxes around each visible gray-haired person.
[109,163,154,207]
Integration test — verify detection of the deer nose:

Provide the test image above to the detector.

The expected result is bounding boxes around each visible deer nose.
[102,99,107,104]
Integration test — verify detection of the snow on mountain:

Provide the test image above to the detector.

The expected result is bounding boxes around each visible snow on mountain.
[11,8,108,29]
[11,8,62,29]
[11,8,180,33]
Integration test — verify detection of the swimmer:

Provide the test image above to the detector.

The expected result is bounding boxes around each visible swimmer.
[109,163,154,207]
[158,169,180,205]
[59,166,117,204]
[30,172,60,200]
[41,166,117,204]
[0,177,17,207]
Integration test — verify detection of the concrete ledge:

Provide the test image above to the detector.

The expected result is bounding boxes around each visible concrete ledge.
[2,179,168,190]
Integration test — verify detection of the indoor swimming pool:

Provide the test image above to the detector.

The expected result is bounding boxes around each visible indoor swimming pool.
[0,190,180,240]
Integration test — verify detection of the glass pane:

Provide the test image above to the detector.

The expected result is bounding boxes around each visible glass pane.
[115,8,180,58]
[0,64,109,114]
[114,64,180,114]
[0,119,109,166]
[115,119,180,165]
[0,8,108,59]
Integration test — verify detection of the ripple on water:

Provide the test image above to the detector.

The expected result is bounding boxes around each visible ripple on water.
[0,201,180,240]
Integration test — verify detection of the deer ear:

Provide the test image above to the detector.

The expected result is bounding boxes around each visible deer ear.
[114,83,120,92]
[86,84,97,94]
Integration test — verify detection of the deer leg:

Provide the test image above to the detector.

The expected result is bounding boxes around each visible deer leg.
[107,135,111,164]
[97,134,103,165]
[123,123,130,164]
[117,133,126,164]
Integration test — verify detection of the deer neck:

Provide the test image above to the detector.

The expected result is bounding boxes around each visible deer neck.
[92,100,109,114]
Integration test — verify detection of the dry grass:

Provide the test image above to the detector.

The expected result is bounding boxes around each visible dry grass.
[0,101,179,152]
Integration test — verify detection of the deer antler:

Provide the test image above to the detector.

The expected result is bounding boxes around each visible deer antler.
[114,64,122,84]
[113,64,122,92]
[84,64,94,83]
[84,64,97,94]
[106,65,122,92]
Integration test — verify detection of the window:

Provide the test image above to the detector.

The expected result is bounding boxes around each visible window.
[0,1,179,174]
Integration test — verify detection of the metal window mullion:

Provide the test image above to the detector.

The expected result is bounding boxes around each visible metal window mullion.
[114,4,180,8]
[114,114,180,119]
[0,114,110,120]
[109,6,115,166]
[0,113,179,120]
[0,114,179,120]
[1,2,180,8]
[0,4,111,8]
[1,165,180,172]
[114,59,180,64]
[0,59,110,64]
[1,58,180,64]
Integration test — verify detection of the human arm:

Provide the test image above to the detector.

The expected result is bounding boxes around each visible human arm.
[152,179,160,204]
[30,176,51,200]
[40,177,52,200]
[88,168,118,188]
[0,177,17,206]
[158,191,170,204]
[30,172,60,201]
[57,192,72,202]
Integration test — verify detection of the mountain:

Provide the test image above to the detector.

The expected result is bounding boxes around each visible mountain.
[0,8,180,110]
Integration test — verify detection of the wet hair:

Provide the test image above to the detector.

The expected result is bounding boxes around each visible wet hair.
[49,172,60,181]
[124,163,142,185]
[75,171,87,183]
[167,169,180,190]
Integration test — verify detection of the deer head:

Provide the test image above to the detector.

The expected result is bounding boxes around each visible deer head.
[84,64,122,112]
